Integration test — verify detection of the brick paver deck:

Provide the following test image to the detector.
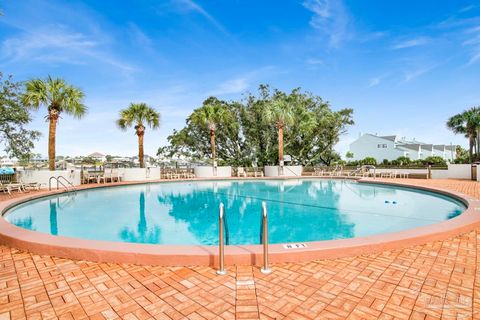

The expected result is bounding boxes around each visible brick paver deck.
[1,179,480,319]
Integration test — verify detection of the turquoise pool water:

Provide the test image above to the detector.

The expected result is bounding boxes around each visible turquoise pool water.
[4,179,465,245]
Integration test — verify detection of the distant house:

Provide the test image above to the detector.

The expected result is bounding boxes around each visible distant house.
[0,157,17,167]
[348,134,456,163]
[88,152,106,162]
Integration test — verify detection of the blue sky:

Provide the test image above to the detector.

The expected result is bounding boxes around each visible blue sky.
[1,0,480,157]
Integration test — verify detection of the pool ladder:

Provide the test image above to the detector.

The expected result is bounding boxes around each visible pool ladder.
[216,202,271,275]
[49,175,77,194]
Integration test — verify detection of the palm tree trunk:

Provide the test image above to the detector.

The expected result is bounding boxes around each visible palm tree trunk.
[138,133,145,168]
[278,125,284,165]
[476,128,480,160]
[48,114,58,171]
[278,124,284,176]
[210,129,216,175]
[469,136,474,163]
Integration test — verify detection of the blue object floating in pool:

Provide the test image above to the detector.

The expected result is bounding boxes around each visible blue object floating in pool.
[392,201,397,204]
[385,200,390,203]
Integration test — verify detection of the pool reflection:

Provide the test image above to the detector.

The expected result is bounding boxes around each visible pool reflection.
[120,191,161,244]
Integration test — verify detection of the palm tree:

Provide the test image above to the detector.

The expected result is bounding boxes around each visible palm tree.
[190,100,229,174]
[264,96,294,171]
[447,106,480,163]
[117,103,160,168]
[21,76,86,170]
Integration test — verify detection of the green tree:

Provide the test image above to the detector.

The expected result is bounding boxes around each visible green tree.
[423,156,447,166]
[263,92,294,167]
[116,103,160,168]
[241,85,353,166]
[454,146,469,163]
[395,156,411,165]
[0,73,40,158]
[21,76,86,170]
[167,98,245,165]
[346,151,354,159]
[189,97,235,171]
[166,85,354,167]
[240,85,277,165]
[447,107,480,163]
[360,157,377,166]
[285,91,353,166]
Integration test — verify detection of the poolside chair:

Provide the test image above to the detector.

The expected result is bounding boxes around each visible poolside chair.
[312,167,323,176]
[0,173,24,194]
[0,181,23,194]
[237,167,247,177]
[254,168,264,177]
[18,176,42,191]
[98,170,108,184]
[111,169,122,182]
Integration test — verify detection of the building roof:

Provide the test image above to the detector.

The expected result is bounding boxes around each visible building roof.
[421,144,433,151]
[379,135,397,142]
[433,144,445,151]
[88,152,105,157]
[397,143,421,151]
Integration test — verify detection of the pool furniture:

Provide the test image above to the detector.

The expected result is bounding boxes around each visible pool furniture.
[0,181,23,194]
[0,173,24,194]
[19,179,42,191]
[237,167,247,177]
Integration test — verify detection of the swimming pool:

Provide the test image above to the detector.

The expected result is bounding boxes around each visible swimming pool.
[4,179,466,246]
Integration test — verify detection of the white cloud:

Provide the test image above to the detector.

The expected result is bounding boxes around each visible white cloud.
[128,23,153,49]
[209,77,249,96]
[302,0,350,48]
[174,0,228,34]
[391,37,430,49]
[1,25,136,74]
[467,49,480,65]
[2,27,96,58]
[306,58,323,65]
[462,25,480,65]
[459,5,479,13]
[368,77,381,88]
[403,67,432,82]
[208,66,276,96]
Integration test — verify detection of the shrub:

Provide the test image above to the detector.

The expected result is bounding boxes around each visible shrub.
[360,157,377,166]
[423,156,447,166]
[382,159,390,165]
[395,156,411,166]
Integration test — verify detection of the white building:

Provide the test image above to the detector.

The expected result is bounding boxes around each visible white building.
[88,152,106,162]
[348,134,456,163]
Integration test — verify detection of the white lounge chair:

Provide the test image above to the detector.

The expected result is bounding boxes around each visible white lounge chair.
[0,181,23,194]
[237,167,247,177]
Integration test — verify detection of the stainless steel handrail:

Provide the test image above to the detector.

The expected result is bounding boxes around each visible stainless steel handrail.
[48,176,56,191]
[216,203,227,275]
[49,176,76,193]
[57,175,76,192]
[260,201,272,274]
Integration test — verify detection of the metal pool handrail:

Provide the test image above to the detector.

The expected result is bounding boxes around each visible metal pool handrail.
[260,201,272,274]
[216,203,227,275]
[49,176,77,194]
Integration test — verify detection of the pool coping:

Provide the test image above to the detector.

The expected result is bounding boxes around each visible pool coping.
[0,177,478,267]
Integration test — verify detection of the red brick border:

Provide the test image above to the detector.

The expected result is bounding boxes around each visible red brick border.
[0,178,478,267]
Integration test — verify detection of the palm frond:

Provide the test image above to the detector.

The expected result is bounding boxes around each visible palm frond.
[116,102,161,131]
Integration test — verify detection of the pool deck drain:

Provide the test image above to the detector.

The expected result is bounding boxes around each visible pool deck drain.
[0,178,480,319]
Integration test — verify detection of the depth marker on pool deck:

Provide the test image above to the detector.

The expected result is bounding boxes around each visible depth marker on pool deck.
[283,243,308,249]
